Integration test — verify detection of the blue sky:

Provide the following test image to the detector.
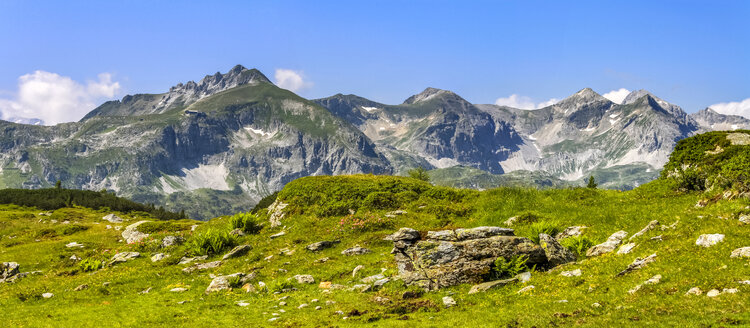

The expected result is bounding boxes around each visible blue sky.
[0,0,748,124]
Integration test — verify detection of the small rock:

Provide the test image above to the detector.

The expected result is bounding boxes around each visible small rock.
[517,285,535,294]
[695,234,725,247]
[629,220,659,240]
[504,216,518,226]
[739,215,750,224]
[591,302,601,308]
[42,293,54,299]
[229,228,245,237]
[151,253,168,262]
[350,284,371,293]
[170,288,188,292]
[74,284,89,291]
[314,257,329,263]
[161,235,183,248]
[140,287,152,294]
[706,289,721,297]
[341,246,372,256]
[315,306,322,310]
[468,277,517,294]
[270,231,286,239]
[586,231,628,257]
[102,214,123,223]
[182,260,222,273]
[318,281,332,289]
[178,255,207,265]
[685,287,702,296]
[442,296,456,308]
[617,243,637,255]
[560,269,582,277]
[237,302,250,307]
[292,274,315,284]
[730,247,750,258]
[516,271,532,283]
[69,254,81,261]
[352,265,365,278]
[722,288,738,294]
[241,283,255,293]
[305,240,340,252]
[206,273,247,293]
[539,233,576,266]
[373,278,391,290]
[298,303,309,309]
[650,235,663,241]
[555,226,586,240]
[279,301,287,306]
[222,245,253,260]
[109,252,140,265]
[65,242,84,248]
[617,253,657,276]
[268,318,278,322]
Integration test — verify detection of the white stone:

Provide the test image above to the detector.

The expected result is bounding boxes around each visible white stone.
[617,243,637,254]
[442,296,456,307]
[560,269,582,277]
[706,289,721,297]
[42,293,53,299]
[695,234,724,247]
[685,287,702,296]
[102,214,123,223]
[517,285,535,294]
[730,247,750,258]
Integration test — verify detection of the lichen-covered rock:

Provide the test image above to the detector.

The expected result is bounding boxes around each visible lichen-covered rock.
[730,247,750,258]
[268,200,289,227]
[387,226,547,290]
[696,234,724,247]
[305,240,340,252]
[539,233,576,266]
[0,262,20,283]
[122,221,150,244]
[223,245,252,260]
[341,246,371,256]
[586,231,627,257]
[102,214,123,223]
[292,274,315,284]
[206,273,250,293]
[109,252,140,265]
[161,235,183,248]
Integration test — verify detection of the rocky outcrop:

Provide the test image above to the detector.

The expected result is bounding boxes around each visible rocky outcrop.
[539,233,576,266]
[1,262,20,283]
[586,231,627,257]
[122,221,150,244]
[268,200,289,227]
[385,227,548,290]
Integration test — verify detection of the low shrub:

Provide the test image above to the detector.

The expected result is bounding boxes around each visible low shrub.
[228,212,263,234]
[187,229,236,256]
[526,221,563,244]
[78,258,105,272]
[489,254,529,280]
[269,280,295,293]
[35,228,57,238]
[362,192,400,210]
[60,224,89,235]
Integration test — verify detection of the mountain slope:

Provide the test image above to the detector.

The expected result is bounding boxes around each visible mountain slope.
[690,107,750,131]
[0,66,391,219]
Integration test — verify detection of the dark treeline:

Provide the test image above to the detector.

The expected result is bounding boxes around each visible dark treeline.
[0,188,188,220]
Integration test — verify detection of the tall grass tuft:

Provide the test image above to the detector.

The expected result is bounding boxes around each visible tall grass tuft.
[526,221,563,244]
[187,229,237,256]
[228,212,263,234]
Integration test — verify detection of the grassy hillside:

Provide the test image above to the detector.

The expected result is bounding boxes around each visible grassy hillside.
[1,131,749,327]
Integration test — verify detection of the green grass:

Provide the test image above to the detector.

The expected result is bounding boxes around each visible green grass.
[0,171,749,326]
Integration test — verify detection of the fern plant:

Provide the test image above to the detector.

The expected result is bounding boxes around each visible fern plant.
[78,258,104,272]
[228,212,263,234]
[490,254,529,279]
[187,229,237,256]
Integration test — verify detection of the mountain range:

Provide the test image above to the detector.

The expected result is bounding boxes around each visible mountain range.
[1,65,747,219]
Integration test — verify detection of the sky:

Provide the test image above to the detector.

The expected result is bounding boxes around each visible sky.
[0,0,748,124]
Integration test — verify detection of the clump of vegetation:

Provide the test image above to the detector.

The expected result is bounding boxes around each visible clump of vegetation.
[226,275,244,289]
[490,255,529,280]
[408,166,430,182]
[228,212,263,234]
[187,229,236,256]
[511,211,547,225]
[586,176,597,189]
[560,236,595,258]
[60,224,89,235]
[526,221,563,243]
[251,191,279,213]
[78,258,105,272]
[269,280,295,293]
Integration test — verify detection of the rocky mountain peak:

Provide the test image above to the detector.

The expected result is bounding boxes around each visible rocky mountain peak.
[403,87,455,105]
[622,89,658,105]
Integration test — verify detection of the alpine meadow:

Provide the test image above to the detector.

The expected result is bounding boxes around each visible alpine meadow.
[1,1,749,327]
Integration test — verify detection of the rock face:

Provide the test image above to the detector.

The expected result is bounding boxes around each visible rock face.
[539,233,576,266]
[268,200,289,227]
[586,231,628,257]
[122,221,150,244]
[386,227,547,290]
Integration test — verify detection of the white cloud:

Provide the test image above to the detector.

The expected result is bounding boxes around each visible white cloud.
[602,88,631,104]
[0,71,121,125]
[274,69,312,93]
[709,98,750,119]
[494,94,559,110]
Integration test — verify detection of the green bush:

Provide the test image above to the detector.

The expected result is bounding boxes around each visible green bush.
[490,255,529,280]
[269,280,295,293]
[560,236,595,258]
[228,212,263,234]
[362,191,400,210]
[78,258,105,272]
[60,224,89,235]
[187,229,237,256]
[408,166,431,182]
[526,221,563,244]
[35,228,57,238]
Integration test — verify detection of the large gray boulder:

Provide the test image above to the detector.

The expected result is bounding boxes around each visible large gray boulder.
[386,226,547,290]
[539,233,576,266]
